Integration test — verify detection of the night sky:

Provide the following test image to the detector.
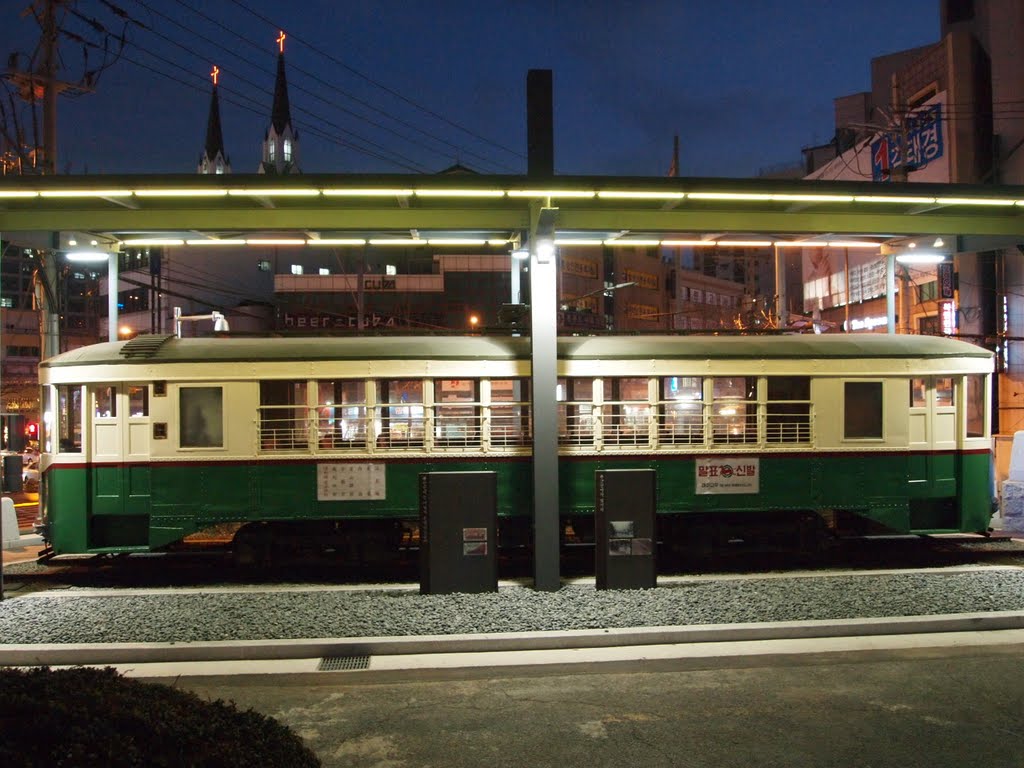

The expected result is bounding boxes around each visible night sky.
[1,0,940,178]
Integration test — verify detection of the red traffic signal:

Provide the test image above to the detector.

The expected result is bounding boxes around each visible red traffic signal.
[25,422,38,437]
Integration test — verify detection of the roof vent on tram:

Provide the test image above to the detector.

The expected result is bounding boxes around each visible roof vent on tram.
[119,334,175,359]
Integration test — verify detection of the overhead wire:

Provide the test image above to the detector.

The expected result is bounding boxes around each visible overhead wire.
[218,0,525,163]
[160,0,520,173]
[118,0,490,173]
[64,29,426,171]
[72,4,430,172]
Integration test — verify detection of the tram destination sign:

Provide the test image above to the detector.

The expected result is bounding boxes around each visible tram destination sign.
[695,458,759,494]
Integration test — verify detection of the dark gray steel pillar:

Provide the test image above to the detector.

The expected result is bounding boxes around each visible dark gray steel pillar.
[530,204,560,591]
[527,70,554,177]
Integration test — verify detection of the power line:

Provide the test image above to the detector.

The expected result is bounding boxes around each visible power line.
[220,0,525,162]
[120,0,506,173]
[67,30,427,171]
[83,3,431,172]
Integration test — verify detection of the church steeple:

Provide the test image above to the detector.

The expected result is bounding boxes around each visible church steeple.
[198,66,231,175]
[259,31,300,174]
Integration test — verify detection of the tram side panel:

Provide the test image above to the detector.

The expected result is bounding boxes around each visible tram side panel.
[38,342,994,556]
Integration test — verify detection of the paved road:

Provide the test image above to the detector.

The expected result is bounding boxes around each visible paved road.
[167,639,1024,768]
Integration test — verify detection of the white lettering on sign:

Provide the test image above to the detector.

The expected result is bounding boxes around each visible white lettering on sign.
[695,458,759,494]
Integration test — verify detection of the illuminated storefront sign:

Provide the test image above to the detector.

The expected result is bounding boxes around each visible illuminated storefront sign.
[626,303,659,319]
[622,269,658,290]
[871,104,944,182]
[561,255,599,278]
[941,301,957,336]
[847,315,888,331]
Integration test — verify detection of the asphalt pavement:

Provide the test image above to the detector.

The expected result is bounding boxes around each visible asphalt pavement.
[167,634,1024,768]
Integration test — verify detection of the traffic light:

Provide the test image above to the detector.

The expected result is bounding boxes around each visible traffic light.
[25,422,38,439]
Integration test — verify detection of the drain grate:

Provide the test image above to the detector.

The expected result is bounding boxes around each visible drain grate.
[318,655,371,672]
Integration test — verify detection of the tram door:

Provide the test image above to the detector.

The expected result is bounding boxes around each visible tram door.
[908,376,957,496]
[88,384,152,525]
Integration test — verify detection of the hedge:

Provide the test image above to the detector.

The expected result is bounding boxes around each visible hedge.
[0,667,320,767]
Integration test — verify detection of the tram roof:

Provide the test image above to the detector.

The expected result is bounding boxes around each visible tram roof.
[39,333,993,369]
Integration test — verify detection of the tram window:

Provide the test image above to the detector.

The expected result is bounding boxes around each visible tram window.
[711,377,756,444]
[605,377,649,445]
[317,380,366,448]
[558,378,597,445]
[378,380,424,446]
[259,380,308,450]
[910,378,927,408]
[435,379,479,446]
[42,386,53,454]
[935,377,954,407]
[94,386,116,418]
[180,387,223,448]
[966,375,985,437]
[128,386,149,417]
[491,379,530,446]
[844,382,883,439]
[660,376,703,444]
[56,384,82,453]
[766,377,810,443]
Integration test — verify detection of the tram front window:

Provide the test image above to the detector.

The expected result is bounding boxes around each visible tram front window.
[56,384,82,453]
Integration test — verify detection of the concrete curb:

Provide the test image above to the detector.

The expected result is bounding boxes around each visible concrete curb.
[3,610,1024,667]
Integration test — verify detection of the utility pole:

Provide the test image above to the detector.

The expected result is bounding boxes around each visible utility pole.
[4,1,93,173]
[4,1,107,357]
[890,75,910,183]
[40,0,59,174]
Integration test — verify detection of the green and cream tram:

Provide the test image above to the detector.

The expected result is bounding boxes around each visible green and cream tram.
[36,333,995,561]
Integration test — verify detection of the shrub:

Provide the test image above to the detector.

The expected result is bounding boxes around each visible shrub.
[0,667,320,767]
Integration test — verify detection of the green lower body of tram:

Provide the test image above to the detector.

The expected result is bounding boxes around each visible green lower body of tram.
[39,449,993,557]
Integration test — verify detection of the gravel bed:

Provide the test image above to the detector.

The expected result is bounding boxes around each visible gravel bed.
[2,569,1024,645]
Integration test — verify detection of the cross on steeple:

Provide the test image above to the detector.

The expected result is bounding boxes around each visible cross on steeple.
[259,31,300,174]
[197,64,230,174]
